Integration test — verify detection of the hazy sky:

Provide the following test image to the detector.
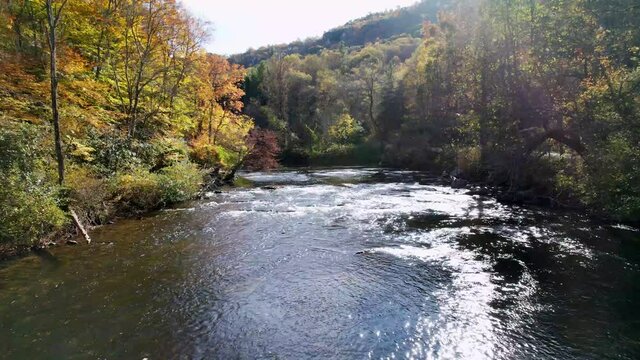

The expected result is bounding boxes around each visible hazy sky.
[180,0,418,55]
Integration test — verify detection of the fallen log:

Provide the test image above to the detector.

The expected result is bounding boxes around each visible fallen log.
[70,209,91,244]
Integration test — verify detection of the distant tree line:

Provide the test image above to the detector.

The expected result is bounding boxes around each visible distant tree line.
[242,0,640,222]
[229,0,446,68]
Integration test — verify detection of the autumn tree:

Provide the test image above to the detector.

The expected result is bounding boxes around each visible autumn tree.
[0,0,261,249]
[195,54,246,143]
[45,0,67,185]
[350,47,385,136]
[108,0,203,138]
[243,129,281,171]
[93,0,121,80]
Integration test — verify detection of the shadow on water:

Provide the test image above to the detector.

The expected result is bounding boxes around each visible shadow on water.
[32,248,63,272]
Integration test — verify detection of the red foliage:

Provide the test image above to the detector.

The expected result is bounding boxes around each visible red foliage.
[244,129,281,171]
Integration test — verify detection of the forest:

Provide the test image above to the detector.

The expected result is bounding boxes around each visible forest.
[239,0,640,222]
[229,0,443,67]
[0,0,639,256]
[0,0,272,254]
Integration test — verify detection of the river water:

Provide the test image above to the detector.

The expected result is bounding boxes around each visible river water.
[1,168,639,359]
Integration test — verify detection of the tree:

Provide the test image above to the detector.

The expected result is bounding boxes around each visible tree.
[195,53,246,144]
[350,47,385,135]
[45,0,68,185]
[243,129,281,171]
[329,113,364,144]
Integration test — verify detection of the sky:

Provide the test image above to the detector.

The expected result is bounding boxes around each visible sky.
[180,0,418,55]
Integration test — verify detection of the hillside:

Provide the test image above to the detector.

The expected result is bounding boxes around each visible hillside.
[0,0,270,253]
[239,0,640,222]
[229,0,448,67]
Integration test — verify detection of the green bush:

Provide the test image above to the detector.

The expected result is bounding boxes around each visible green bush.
[280,147,311,166]
[583,134,640,222]
[0,170,67,247]
[0,122,67,247]
[329,113,365,144]
[112,161,203,213]
[456,146,482,177]
[157,161,203,204]
[112,169,164,213]
[84,130,141,175]
[139,137,191,171]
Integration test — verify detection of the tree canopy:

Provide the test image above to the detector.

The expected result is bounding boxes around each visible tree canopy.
[240,0,640,222]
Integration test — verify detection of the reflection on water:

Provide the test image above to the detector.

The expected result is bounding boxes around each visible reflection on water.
[0,168,639,359]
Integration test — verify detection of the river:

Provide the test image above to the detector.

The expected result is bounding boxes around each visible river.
[1,168,639,359]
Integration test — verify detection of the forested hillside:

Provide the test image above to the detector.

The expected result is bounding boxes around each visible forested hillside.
[1,0,638,256]
[229,0,448,68]
[0,0,271,254]
[241,0,640,222]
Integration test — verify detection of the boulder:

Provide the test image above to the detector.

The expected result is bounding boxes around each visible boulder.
[451,177,468,189]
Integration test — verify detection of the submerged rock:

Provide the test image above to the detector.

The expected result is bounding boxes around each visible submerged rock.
[466,188,492,196]
[355,250,372,255]
[451,177,468,189]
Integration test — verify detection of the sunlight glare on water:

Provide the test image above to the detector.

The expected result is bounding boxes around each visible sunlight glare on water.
[0,168,639,359]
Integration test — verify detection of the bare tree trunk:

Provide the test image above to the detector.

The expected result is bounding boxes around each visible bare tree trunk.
[368,88,375,134]
[46,0,67,186]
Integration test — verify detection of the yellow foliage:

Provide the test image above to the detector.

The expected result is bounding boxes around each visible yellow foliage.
[190,134,220,168]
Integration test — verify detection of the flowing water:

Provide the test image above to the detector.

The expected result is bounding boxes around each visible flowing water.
[1,168,639,359]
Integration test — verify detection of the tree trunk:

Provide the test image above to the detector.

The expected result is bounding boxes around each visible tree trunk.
[212,111,227,146]
[208,103,214,143]
[46,0,65,186]
[70,209,91,244]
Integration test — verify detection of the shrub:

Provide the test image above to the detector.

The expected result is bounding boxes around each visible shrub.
[112,161,203,213]
[85,130,141,175]
[456,146,482,177]
[311,142,381,166]
[0,122,67,247]
[280,147,311,167]
[140,137,190,171]
[66,166,114,225]
[214,145,242,169]
[189,135,221,168]
[112,169,164,213]
[329,113,365,144]
[157,161,203,204]
[0,170,67,248]
[583,134,640,222]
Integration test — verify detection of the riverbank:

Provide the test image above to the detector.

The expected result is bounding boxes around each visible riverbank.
[3,163,635,262]
[282,145,619,223]
[438,169,640,228]
[0,165,237,261]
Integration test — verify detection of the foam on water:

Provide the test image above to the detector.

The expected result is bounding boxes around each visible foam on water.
[1,168,638,360]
